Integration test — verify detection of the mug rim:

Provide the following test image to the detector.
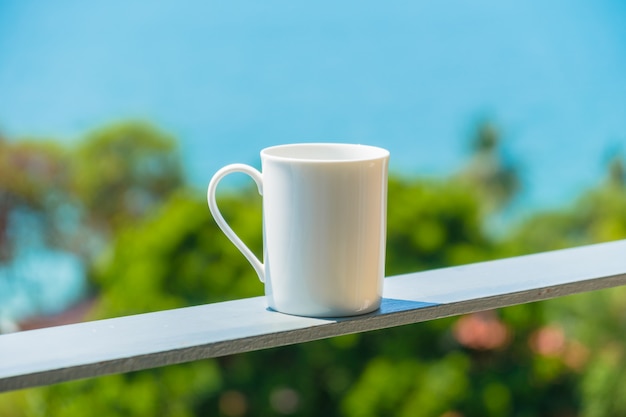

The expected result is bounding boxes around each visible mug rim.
[261,143,389,163]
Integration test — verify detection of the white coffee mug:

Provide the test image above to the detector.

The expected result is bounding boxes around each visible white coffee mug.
[207,143,389,317]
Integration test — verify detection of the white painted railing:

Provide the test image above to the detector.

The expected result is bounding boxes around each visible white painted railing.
[1,240,626,392]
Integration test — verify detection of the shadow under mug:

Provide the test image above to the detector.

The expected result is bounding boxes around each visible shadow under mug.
[207,143,389,317]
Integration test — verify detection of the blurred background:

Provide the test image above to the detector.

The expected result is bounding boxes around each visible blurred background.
[1,0,626,416]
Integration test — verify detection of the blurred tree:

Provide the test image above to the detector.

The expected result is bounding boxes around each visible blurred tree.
[0,121,184,264]
[606,154,625,188]
[456,122,521,215]
[0,139,86,325]
[72,121,184,249]
[0,139,74,260]
[0,121,184,330]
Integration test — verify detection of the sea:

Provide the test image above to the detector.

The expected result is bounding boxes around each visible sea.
[1,0,626,324]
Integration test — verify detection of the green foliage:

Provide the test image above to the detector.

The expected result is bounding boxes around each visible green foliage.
[0,361,222,417]
[581,344,626,417]
[342,353,470,417]
[91,188,264,318]
[386,177,492,275]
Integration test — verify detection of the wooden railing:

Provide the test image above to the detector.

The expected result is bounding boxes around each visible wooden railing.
[1,239,626,392]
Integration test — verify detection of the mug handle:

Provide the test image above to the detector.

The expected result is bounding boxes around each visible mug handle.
[207,163,265,282]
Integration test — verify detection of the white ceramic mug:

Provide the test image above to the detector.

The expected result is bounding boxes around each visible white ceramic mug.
[207,143,389,317]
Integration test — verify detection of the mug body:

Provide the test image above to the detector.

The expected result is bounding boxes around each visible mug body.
[260,143,389,317]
